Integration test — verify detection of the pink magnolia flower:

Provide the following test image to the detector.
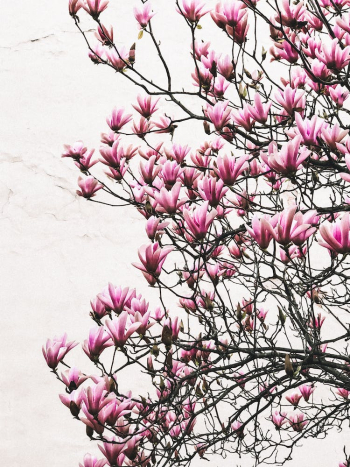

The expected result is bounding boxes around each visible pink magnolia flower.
[215,153,248,185]
[69,0,83,17]
[165,143,191,164]
[151,182,188,214]
[100,140,135,168]
[271,206,316,246]
[205,101,231,131]
[77,176,103,198]
[245,214,277,249]
[192,40,211,60]
[59,389,84,410]
[132,116,153,137]
[129,310,152,336]
[88,43,106,64]
[43,334,78,369]
[197,176,228,207]
[286,392,302,407]
[177,0,212,22]
[220,1,247,27]
[183,201,217,240]
[98,436,126,466]
[90,297,107,320]
[315,38,350,71]
[247,93,272,124]
[231,421,244,438]
[217,54,235,81]
[132,94,160,118]
[139,155,162,184]
[329,84,350,108]
[105,311,141,347]
[321,123,348,150]
[319,213,350,255]
[271,410,287,429]
[82,326,113,361]
[160,160,183,188]
[270,40,299,64]
[62,141,90,159]
[95,24,113,46]
[288,412,308,432]
[107,46,129,72]
[106,107,133,132]
[275,85,305,116]
[133,242,173,280]
[98,284,136,313]
[79,453,106,467]
[299,384,315,402]
[294,113,324,146]
[81,381,115,417]
[226,14,249,44]
[274,0,305,27]
[82,0,109,19]
[261,137,309,176]
[98,399,131,426]
[133,2,156,28]
[232,107,254,131]
[61,367,88,390]
[145,216,169,240]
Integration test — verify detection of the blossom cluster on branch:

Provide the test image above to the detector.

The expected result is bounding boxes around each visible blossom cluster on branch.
[44,0,350,466]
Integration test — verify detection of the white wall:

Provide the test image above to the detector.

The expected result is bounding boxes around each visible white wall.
[0,1,348,466]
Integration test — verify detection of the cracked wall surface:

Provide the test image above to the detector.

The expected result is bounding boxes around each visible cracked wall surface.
[0,1,348,466]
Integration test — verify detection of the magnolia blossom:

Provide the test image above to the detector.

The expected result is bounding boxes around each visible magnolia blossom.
[133,2,156,28]
[61,367,88,390]
[246,214,277,250]
[76,176,103,198]
[177,0,211,22]
[271,411,287,429]
[42,334,78,369]
[105,311,141,347]
[206,101,231,130]
[69,0,83,16]
[133,242,173,283]
[261,137,309,176]
[183,201,217,240]
[288,412,308,432]
[82,326,113,360]
[215,153,248,185]
[319,213,350,255]
[82,0,109,19]
[133,94,160,118]
[247,93,272,124]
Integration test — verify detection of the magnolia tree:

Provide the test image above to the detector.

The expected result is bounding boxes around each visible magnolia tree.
[43,0,350,466]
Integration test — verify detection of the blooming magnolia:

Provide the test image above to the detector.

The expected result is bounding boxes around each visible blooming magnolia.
[183,201,217,240]
[45,2,350,467]
[177,0,211,22]
[261,137,309,176]
[319,213,350,255]
[82,0,109,19]
[77,176,103,198]
[105,311,141,347]
[133,242,173,283]
[43,334,78,369]
[133,2,155,28]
